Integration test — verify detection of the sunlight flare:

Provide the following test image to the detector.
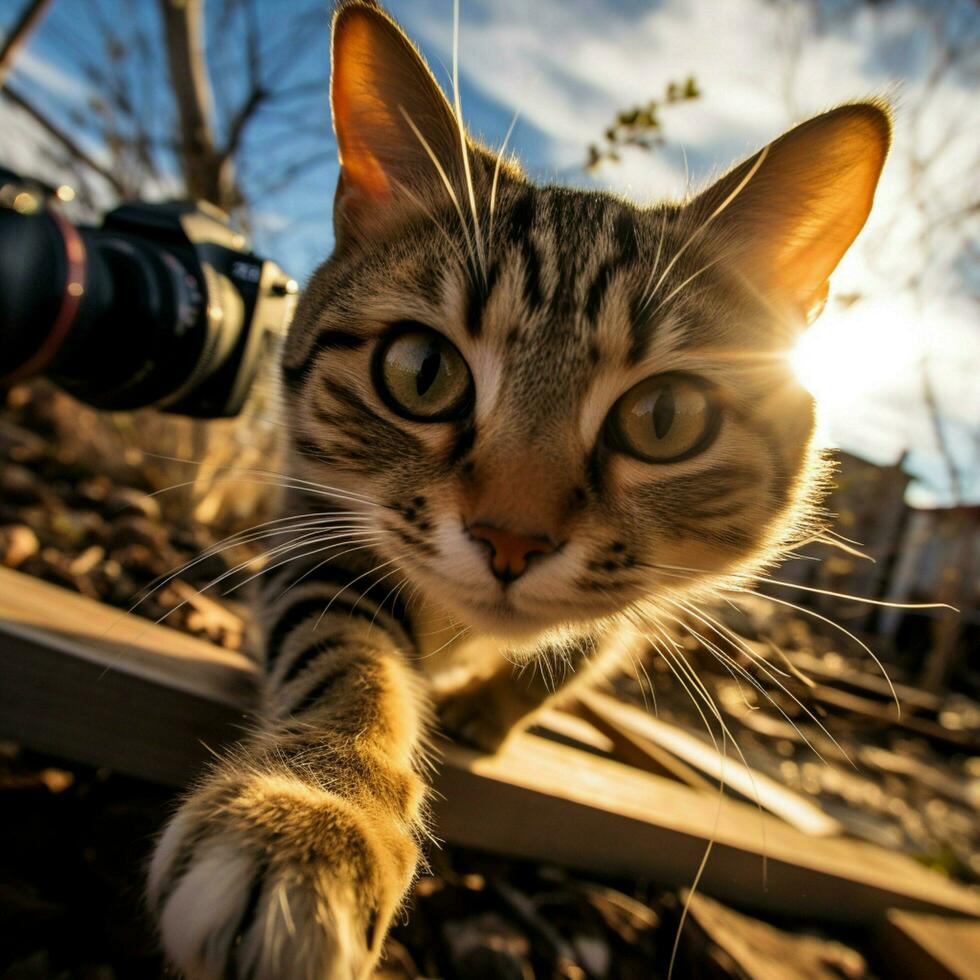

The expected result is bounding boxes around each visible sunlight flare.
[789,299,925,408]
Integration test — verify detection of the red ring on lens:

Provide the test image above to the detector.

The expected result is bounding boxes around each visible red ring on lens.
[0,210,86,385]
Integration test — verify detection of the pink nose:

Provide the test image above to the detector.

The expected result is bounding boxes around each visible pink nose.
[468,523,557,583]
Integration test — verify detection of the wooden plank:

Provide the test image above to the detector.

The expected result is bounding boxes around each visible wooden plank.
[787,650,942,715]
[531,707,616,755]
[2,567,980,925]
[0,623,250,786]
[0,565,257,707]
[578,690,843,838]
[569,697,716,790]
[678,890,869,979]
[434,736,980,923]
[877,910,980,980]
[811,683,978,752]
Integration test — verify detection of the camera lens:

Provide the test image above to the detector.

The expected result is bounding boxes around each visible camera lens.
[0,202,219,410]
[1,192,288,418]
[0,207,77,382]
[47,230,209,410]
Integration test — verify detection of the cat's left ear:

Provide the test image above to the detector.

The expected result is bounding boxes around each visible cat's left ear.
[689,103,890,322]
[330,1,470,244]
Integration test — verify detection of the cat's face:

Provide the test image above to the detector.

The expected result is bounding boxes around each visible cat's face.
[281,1,888,643]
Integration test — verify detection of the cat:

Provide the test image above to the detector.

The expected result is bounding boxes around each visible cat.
[147,1,890,976]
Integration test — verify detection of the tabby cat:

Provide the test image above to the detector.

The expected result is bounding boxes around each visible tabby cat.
[148,1,890,976]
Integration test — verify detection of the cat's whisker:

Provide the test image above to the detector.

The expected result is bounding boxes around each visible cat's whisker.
[188,529,382,608]
[642,255,724,322]
[646,606,769,808]
[668,594,791,679]
[347,560,410,621]
[139,450,378,506]
[614,614,733,980]
[739,588,903,719]
[121,513,370,621]
[370,575,414,635]
[645,609,775,925]
[668,740,726,980]
[417,622,471,661]
[790,529,871,561]
[397,105,480,282]
[640,144,770,314]
[254,534,390,601]
[662,598,864,765]
[641,558,952,613]
[644,556,911,718]
[627,604,775,863]
[389,174,471,275]
[635,204,672,312]
[146,531,382,633]
[625,617,735,980]
[488,110,519,259]
[314,554,409,629]
[451,0,486,281]
[660,597,841,767]
[624,610,721,753]
[623,646,655,715]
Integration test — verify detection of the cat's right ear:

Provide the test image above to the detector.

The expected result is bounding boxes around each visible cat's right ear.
[330,1,463,244]
[687,103,890,324]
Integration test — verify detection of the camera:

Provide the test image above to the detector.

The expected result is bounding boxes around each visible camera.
[0,168,296,418]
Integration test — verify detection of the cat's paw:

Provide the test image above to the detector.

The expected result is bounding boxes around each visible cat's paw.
[438,673,537,753]
[148,769,418,980]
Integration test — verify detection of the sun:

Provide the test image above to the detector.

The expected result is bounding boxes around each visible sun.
[788,298,924,410]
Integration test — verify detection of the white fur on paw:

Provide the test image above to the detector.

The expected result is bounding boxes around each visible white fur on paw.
[157,835,372,980]
[148,770,420,980]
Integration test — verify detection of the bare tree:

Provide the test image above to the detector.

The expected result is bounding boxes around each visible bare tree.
[0,0,335,524]
[0,0,52,86]
[1,0,333,241]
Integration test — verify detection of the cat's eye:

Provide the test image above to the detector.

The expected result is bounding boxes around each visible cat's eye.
[373,324,473,421]
[608,373,719,463]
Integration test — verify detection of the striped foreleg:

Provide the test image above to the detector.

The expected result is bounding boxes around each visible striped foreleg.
[149,555,428,980]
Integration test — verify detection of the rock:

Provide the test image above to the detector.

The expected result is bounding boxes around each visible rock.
[0,465,48,506]
[103,487,161,522]
[443,913,532,980]
[103,516,168,553]
[0,419,47,464]
[0,525,40,569]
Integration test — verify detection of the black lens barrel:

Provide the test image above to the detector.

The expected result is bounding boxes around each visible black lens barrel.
[0,192,287,418]
[0,204,210,409]
[0,207,68,380]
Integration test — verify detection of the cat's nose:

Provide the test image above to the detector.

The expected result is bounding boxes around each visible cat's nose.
[467,523,557,583]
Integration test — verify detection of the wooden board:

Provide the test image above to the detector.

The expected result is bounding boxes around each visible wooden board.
[877,910,980,980]
[576,691,843,837]
[2,566,980,926]
[678,890,869,979]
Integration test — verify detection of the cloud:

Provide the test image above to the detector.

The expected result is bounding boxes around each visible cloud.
[395,0,979,497]
[10,47,90,102]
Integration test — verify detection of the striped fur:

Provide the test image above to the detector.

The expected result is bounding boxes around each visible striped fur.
[150,3,890,977]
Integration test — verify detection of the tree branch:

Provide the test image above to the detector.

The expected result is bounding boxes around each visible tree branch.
[0,0,53,87]
[0,81,128,196]
[920,358,963,504]
[222,83,266,161]
[158,0,227,206]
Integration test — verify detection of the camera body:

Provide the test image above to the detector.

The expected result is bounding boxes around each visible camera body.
[0,169,296,418]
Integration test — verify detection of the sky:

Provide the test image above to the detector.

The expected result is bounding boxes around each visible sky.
[1,0,978,505]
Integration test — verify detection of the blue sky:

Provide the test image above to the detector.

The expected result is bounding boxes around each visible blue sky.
[2,0,977,504]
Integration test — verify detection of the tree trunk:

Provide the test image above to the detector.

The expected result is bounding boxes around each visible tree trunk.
[157,0,233,209]
[0,0,54,87]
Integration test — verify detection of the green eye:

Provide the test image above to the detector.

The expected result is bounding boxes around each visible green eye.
[609,374,719,463]
[374,324,473,421]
